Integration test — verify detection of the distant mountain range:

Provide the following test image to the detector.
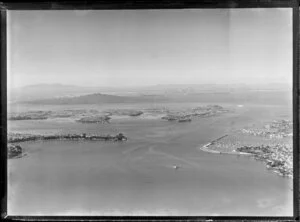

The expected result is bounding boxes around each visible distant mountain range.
[8,84,100,103]
[23,90,292,106]
[8,83,292,105]
[23,93,169,105]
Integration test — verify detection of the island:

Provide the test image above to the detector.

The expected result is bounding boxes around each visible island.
[8,105,229,124]
[76,115,111,124]
[161,104,229,122]
[106,109,144,117]
[8,109,101,120]
[8,110,52,120]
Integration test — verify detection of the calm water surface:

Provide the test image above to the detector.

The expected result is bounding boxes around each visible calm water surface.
[8,103,293,216]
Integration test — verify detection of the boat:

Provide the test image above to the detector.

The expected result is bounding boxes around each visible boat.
[173,165,180,169]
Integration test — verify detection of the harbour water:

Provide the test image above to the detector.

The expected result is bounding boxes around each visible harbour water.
[7,103,293,216]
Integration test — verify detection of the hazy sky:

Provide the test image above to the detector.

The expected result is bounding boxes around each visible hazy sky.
[7,8,292,88]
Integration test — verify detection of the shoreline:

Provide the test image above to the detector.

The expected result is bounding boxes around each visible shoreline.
[8,133,128,159]
[200,142,252,156]
[8,132,128,144]
[8,104,230,124]
[199,135,292,178]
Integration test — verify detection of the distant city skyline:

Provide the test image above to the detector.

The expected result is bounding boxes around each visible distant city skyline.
[7,8,292,89]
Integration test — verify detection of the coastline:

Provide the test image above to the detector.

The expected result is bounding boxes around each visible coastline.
[8,132,128,144]
[200,142,252,156]
[199,134,252,155]
[7,132,128,159]
[199,135,292,178]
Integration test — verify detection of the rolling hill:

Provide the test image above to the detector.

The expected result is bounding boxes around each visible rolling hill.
[24,93,169,105]
[8,84,101,103]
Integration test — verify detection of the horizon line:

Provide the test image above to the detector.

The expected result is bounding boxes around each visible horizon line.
[10,81,292,89]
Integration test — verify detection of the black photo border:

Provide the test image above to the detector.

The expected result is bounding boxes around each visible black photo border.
[0,0,299,221]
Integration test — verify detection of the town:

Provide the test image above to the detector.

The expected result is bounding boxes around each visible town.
[200,119,293,178]
[236,144,293,178]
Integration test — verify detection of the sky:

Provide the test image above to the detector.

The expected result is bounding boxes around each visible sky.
[7,8,292,89]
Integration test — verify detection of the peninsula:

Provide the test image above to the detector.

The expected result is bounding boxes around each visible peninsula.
[199,119,293,178]
[8,132,128,159]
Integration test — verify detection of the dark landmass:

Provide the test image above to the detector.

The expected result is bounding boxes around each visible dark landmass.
[161,115,178,121]
[162,115,192,123]
[8,132,128,159]
[8,105,229,123]
[200,119,293,178]
[178,118,192,122]
[22,93,168,105]
[106,109,144,117]
[8,132,127,144]
[10,83,292,106]
[76,115,111,124]
[8,84,100,103]
[8,109,101,121]
[8,144,23,159]
[8,108,145,122]
[19,90,292,106]
[9,111,52,120]
[161,105,229,122]
[236,144,292,178]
